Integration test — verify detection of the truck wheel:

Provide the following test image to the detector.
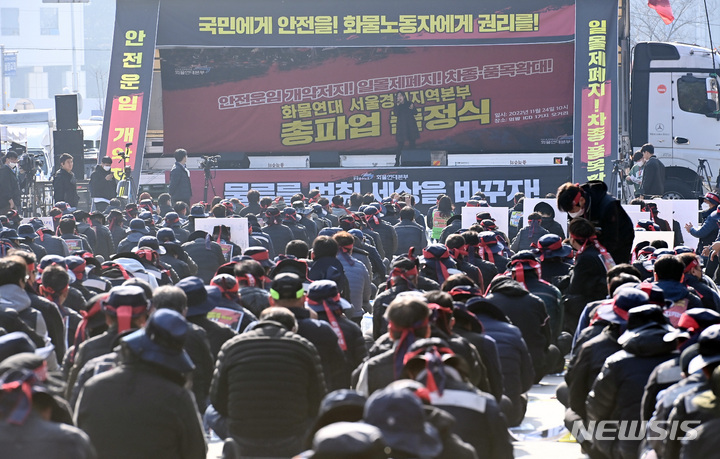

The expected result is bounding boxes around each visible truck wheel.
[662,179,696,199]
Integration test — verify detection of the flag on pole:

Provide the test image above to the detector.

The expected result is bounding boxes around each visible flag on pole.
[648,0,674,25]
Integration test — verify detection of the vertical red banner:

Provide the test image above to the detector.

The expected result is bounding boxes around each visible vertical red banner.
[105,94,144,176]
[99,0,160,201]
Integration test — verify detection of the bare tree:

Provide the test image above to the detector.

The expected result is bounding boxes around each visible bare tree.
[630,0,719,48]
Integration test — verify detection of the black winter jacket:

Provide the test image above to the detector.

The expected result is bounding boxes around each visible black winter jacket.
[35,231,69,257]
[453,327,504,402]
[263,223,295,256]
[52,168,79,207]
[76,355,206,459]
[91,222,114,260]
[89,165,117,200]
[182,237,226,284]
[469,305,534,404]
[577,180,634,264]
[485,281,551,380]
[187,315,236,361]
[566,324,622,420]
[210,321,326,456]
[290,307,349,391]
[168,161,192,204]
[314,309,367,371]
[394,219,427,256]
[586,326,677,459]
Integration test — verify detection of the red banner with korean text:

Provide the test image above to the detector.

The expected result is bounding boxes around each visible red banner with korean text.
[161,44,574,155]
[99,0,160,201]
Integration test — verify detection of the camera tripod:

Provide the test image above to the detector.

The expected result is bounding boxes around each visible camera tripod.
[611,158,634,204]
[116,143,136,204]
[203,163,217,203]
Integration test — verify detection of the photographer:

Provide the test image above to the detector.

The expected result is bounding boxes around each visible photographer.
[52,153,79,208]
[168,148,192,205]
[0,151,21,213]
[89,156,117,212]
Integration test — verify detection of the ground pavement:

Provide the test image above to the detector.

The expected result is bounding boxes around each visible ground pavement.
[206,373,588,458]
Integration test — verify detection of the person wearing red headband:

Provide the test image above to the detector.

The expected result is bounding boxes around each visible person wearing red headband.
[678,252,720,311]
[372,255,427,340]
[354,295,431,396]
[557,181,634,264]
[64,285,149,399]
[564,218,614,333]
[332,232,371,324]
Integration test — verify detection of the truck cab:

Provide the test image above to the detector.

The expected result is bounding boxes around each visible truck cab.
[631,42,720,198]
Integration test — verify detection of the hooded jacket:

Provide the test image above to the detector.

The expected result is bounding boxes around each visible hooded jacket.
[469,302,534,412]
[76,353,206,459]
[0,284,48,342]
[181,236,226,284]
[566,324,623,420]
[586,326,677,459]
[485,279,551,381]
[578,181,634,264]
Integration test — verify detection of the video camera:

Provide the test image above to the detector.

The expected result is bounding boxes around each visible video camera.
[18,152,43,173]
[200,155,220,170]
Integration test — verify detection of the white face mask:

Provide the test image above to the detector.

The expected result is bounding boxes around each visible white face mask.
[103,165,111,171]
[568,208,584,218]
[702,202,711,211]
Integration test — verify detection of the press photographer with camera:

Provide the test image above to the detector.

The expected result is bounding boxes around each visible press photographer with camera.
[169,148,192,205]
[0,151,21,213]
[52,153,79,208]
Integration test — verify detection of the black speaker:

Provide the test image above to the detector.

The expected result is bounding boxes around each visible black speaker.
[55,94,79,130]
[216,152,250,169]
[53,130,85,178]
[309,151,340,168]
[400,150,432,167]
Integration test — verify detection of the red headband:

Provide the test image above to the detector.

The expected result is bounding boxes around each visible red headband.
[572,190,583,206]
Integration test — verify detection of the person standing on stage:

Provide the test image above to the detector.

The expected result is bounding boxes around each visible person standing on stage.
[52,153,79,208]
[169,148,192,206]
[89,156,117,213]
[393,92,420,166]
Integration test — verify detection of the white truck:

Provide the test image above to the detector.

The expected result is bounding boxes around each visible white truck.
[627,42,720,198]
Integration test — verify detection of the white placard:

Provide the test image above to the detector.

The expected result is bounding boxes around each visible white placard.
[194,218,250,252]
[523,198,567,234]
[672,199,700,250]
[20,217,53,229]
[622,204,642,215]
[625,211,652,226]
[461,207,509,236]
[632,230,675,249]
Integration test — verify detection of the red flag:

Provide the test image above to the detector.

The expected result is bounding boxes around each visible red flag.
[648,0,674,25]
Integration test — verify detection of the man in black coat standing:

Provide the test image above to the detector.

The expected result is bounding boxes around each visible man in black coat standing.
[52,153,79,208]
[0,151,21,213]
[168,148,192,206]
[640,143,665,197]
[557,181,633,264]
[88,156,117,213]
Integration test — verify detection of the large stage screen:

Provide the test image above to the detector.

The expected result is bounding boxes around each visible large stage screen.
[160,43,574,155]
